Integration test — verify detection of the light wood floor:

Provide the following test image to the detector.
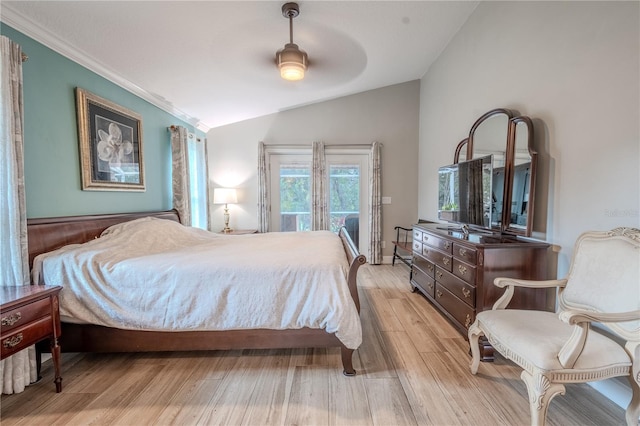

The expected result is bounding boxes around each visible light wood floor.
[1,264,625,425]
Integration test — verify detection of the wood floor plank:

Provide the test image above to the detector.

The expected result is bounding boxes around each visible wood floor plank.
[364,377,417,426]
[383,330,461,425]
[8,393,96,426]
[154,379,222,425]
[62,364,166,425]
[283,366,330,426]
[388,297,447,353]
[362,288,404,332]
[328,369,373,426]
[238,350,291,426]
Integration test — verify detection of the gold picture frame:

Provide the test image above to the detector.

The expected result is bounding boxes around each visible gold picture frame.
[76,88,145,191]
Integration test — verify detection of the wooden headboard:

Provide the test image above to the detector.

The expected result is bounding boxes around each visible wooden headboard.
[27,210,180,268]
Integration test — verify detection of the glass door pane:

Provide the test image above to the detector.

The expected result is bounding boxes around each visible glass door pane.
[279,164,311,231]
[329,163,360,246]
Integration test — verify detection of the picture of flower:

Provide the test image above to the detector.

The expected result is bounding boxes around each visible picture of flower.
[97,122,133,165]
[76,88,145,191]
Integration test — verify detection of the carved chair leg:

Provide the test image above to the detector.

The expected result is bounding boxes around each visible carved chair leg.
[468,321,482,374]
[521,370,565,426]
[626,369,640,426]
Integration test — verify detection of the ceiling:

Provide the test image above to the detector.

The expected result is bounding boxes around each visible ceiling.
[2,1,478,131]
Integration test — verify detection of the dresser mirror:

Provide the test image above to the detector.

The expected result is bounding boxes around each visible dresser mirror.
[453,108,536,236]
[504,116,536,236]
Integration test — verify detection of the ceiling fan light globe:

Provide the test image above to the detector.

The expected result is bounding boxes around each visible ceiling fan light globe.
[280,63,305,81]
[276,43,308,81]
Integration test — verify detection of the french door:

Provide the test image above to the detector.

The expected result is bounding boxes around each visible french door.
[268,149,369,256]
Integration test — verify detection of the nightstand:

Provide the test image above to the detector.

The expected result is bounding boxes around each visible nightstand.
[217,229,258,235]
[0,285,63,392]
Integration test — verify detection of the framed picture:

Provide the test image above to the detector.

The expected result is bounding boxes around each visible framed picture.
[76,88,145,191]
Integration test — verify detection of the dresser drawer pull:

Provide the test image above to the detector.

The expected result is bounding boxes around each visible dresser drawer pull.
[1,312,21,326]
[444,241,451,250]
[442,257,450,266]
[427,264,434,273]
[3,333,23,349]
[427,283,434,290]
[462,288,471,298]
[458,265,468,275]
[436,290,443,298]
[459,248,468,257]
[436,271,443,280]
[465,314,472,328]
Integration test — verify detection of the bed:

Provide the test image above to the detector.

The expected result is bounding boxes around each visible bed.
[27,210,366,375]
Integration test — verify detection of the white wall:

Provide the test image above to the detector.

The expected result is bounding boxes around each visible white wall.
[419,0,639,408]
[207,81,420,259]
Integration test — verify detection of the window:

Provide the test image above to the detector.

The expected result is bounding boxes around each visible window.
[187,133,208,230]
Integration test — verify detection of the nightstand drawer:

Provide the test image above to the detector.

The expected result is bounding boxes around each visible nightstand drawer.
[1,298,51,334]
[1,316,53,359]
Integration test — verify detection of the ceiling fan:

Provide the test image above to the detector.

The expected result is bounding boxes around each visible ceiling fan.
[275,2,308,81]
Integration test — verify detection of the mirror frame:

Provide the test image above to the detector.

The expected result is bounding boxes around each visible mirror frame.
[503,116,537,236]
[453,108,537,236]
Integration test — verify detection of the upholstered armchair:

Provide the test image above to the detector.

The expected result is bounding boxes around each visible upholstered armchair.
[468,227,640,426]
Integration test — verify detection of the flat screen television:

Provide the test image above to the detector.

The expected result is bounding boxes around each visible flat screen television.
[438,155,493,229]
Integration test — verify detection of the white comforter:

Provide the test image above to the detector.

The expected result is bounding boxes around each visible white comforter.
[32,218,362,349]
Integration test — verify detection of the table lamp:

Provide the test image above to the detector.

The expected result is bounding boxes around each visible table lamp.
[213,188,237,233]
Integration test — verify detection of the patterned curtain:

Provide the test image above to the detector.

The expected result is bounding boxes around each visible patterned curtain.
[169,125,191,226]
[257,142,270,233]
[311,141,328,230]
[0,36,37,394]
[369,141,382,264]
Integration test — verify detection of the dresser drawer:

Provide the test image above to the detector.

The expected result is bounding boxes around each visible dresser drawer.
[452,258,476,285]
[1,298,51,334]
[412,240,423,253]
[437,267,476,308]
[1,316,53,359]
[422,246,452,272]
[412,255,435,278]
[413,229,423,242]
[453,243,477,265]
[434,284,475,330]
[422,233,453,254]
[411,268,435,298]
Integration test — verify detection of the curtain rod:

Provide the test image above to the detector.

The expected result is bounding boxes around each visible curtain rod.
[264,143,378,148]
[168,125,201,142]
[21,52,28,62]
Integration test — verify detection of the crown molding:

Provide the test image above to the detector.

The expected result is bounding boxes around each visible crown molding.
[1,5,210,133]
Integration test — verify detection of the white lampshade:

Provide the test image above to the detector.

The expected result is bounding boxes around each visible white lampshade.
[213,188,237,204]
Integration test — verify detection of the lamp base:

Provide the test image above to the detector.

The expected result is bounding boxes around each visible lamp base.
[222,204,232,233]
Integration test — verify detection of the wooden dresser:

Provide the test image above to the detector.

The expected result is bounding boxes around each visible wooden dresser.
[410,223,554,360]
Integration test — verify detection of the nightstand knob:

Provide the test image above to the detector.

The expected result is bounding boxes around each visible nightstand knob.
[3,333,23,349]
[1,312,21,326]
[462,288,471,298]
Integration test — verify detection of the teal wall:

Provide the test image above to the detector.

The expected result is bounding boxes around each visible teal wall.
[1,24,205,218]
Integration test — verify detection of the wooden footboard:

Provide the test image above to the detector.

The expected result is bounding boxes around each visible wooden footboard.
[28,211,366,376]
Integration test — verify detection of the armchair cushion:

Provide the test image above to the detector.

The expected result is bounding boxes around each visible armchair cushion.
[476,310,631,372]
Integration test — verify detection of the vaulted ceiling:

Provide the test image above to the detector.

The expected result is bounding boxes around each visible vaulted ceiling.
[2,1,478,130]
